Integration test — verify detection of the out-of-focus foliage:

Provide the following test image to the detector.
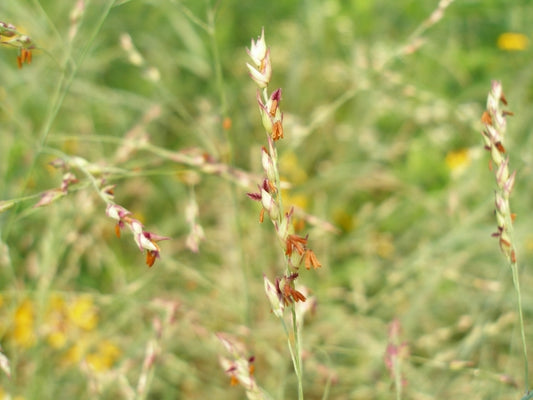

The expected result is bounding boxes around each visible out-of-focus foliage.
[1,0,533,398]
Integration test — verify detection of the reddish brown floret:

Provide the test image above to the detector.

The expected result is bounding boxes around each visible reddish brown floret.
[271,120,284,141]
[481,111,492,125]
[285,234,307,257]
[115,223,122,238]
[304,249,322,270]
[500,93,508,106]
[146,250,157,267]
[495,141,506,153]
[17,48,32,69]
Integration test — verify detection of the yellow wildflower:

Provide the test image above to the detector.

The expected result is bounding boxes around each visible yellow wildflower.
[497,32,529,51]
[333,209,355,232]
[68,295,98,331]
[12,299,36,348]
[47,331,68,349]
[279,151,308,185]
[281,190,308,211]
[44,294,67,348]
[445,148,470,177]
[86,340,121,372]
[62,338,89,366]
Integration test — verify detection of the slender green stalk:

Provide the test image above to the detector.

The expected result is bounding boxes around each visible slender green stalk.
[291,307,304,400]
[511,261,529,392]
[505,209,529,392]
[393,357,402,400]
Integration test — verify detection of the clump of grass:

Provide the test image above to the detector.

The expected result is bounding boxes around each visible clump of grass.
[3,1,533,398]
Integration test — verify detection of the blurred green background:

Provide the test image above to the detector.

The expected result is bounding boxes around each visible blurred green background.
[2,0,533,399]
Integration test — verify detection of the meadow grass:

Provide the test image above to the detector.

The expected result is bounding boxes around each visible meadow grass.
[1,1,533,399]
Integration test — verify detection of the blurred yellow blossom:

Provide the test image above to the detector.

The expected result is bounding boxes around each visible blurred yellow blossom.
[45,294,68,349]
[62,338,90,366]
[279,151,308,185]
[281,190,308,211]
[47,293,66,310]
[47,331,68,349]
[445,148,470,177]
[0,293,122,376]
[86,340,121,372]
[497,32,529,51]
[333,209,356,232]
[68,295,98,331]
[279,151,310,212]
[11,299,36,348]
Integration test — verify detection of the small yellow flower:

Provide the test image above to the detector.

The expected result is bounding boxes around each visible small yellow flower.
[280,151,308,185]
[281,190,308,211]
[46,293,67,318]
[68,296,98,331]
[445,148,470,176]
[47,331,68,349]
[333,209,355,232]
[62,339,89,366]
[12,299,36,348]
[86,340,121,372]
[497,32,529,51]
[43,294,69,349]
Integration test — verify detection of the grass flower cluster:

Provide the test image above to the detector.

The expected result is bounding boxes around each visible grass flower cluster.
[481,81,530,397]
[0,20,35,69]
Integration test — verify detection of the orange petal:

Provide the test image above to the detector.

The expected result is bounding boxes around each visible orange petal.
[271,121,284,141]
[481,111,492,125]
[146,251,157,267]
[495,142,506,153]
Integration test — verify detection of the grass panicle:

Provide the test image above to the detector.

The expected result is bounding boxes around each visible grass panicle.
[481,81,529,396]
